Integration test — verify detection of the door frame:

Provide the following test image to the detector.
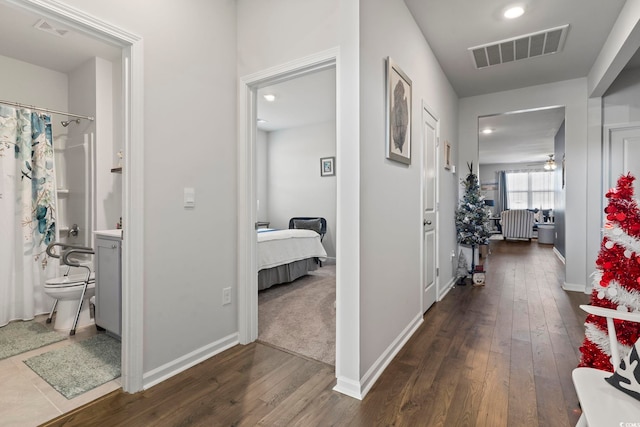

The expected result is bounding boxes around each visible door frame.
[8,0,145,393]
[237,48,338,344]
[420,103,440,313]
[602,121,640,237]
[603,122,640,190]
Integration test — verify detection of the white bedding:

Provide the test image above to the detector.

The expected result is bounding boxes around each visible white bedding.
[257,229,327,270]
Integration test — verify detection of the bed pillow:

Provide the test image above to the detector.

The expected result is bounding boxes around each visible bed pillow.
[293,218,322,235]
[605,340,640,401]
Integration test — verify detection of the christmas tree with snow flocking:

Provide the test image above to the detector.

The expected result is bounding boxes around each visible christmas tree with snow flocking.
[580,173,640,371]
[455,162,491,272]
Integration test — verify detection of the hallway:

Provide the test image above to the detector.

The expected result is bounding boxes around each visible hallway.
[45,239,590,426]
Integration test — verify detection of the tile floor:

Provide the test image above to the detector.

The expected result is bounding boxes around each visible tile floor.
[0,315,121,427]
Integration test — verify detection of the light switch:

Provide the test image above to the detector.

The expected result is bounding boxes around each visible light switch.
[184,187,195,208]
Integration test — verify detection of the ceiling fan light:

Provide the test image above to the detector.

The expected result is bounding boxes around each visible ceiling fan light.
[544,154,556,170]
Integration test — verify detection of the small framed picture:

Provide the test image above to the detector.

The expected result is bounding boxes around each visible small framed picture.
[444,141,452,170]
[320,156,335,177]
[386,57,412,165]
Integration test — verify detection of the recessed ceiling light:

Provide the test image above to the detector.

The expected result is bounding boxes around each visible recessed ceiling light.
[481,128,493,134]
[263,94,276,102]
[504,6,525,19]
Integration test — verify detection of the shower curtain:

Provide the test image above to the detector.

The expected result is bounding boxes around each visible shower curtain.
[0,105,58,327]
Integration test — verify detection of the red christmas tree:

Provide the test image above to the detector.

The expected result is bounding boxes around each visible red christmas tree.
[579,173,640,371]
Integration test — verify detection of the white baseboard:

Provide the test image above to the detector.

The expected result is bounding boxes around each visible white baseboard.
[143,332,239,389]
[563,282,586,293]
[438,277,456,301]
[346,313,423,400]
[333,376,363,399]
[553,247,566,264]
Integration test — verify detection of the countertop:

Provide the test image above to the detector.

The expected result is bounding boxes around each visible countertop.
[94,229,123,239]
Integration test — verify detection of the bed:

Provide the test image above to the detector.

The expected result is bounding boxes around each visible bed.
[257,228,327,290]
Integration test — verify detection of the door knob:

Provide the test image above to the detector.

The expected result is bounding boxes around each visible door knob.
[424,220,432,225]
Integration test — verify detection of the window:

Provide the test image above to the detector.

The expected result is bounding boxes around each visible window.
[506,171,554,210]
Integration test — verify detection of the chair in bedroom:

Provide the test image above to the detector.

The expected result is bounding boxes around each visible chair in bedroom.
[500,209,535,241]
[288,217,327,241]
[572,304,640,426]
[289,217,327,265]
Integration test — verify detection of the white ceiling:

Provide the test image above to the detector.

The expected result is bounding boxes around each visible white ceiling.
[256,68,336,132]
[403,0,627,98]
[403,0,630,165]
[478,106,565,165]
[0,3,120,73]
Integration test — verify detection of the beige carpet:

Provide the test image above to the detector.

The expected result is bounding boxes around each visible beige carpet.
[258,263,335,365]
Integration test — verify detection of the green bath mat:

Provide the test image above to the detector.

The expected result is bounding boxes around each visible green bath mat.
[24,334,121,399]
[0,320,65,360]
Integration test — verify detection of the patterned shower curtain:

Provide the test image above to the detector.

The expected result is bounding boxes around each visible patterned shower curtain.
[0,106,58,327]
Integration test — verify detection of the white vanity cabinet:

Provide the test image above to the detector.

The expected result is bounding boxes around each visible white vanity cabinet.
[94,230,122,338]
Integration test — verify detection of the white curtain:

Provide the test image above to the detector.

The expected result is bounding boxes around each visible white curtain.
[505,170,554,210]
[0,106,58,327]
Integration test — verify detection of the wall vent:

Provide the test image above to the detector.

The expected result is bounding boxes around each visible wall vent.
[33,19,69,38]
[469,25,569,69]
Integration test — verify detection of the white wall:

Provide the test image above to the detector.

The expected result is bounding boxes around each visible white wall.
[237,0,339,77]
[267,121,337,257]
[66,58,96,248]
[67,57,117,246]
[0,54,68,110]
[94,57,119,232]
[459,78,589,289]
[110,56,123,230]
[359,0,459,378]
[603,68,640,125]
[337,0,361,394]
[62,0,239,380]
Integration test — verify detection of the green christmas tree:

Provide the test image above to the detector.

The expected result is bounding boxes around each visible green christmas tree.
[455,162,492,271]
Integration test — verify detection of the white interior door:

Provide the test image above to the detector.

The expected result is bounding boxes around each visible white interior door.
[423,108,438,313]
[606,125,640,188]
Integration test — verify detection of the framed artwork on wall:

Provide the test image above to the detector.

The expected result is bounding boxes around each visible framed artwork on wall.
[320,156,335,177]
[386,57,412,165]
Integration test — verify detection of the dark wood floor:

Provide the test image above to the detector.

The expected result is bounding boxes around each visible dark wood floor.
[43,240,590,426]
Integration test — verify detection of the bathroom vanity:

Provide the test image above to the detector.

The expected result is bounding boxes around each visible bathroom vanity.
[94,230,122,338]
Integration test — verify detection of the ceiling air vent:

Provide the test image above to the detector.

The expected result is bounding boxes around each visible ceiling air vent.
[469,24,569,69]
[33,19,69,38]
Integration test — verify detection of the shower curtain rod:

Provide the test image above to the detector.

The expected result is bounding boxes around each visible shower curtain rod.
[0,99,95,121]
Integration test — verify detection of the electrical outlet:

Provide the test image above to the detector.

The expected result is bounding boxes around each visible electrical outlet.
[222,287,231,305]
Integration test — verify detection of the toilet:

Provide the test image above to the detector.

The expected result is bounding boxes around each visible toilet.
[43,272,95,332]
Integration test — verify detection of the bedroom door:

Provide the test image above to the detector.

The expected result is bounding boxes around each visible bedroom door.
[423,108,438,313]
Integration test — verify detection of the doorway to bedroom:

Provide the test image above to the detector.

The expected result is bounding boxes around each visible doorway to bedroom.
[254,67,337,365]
